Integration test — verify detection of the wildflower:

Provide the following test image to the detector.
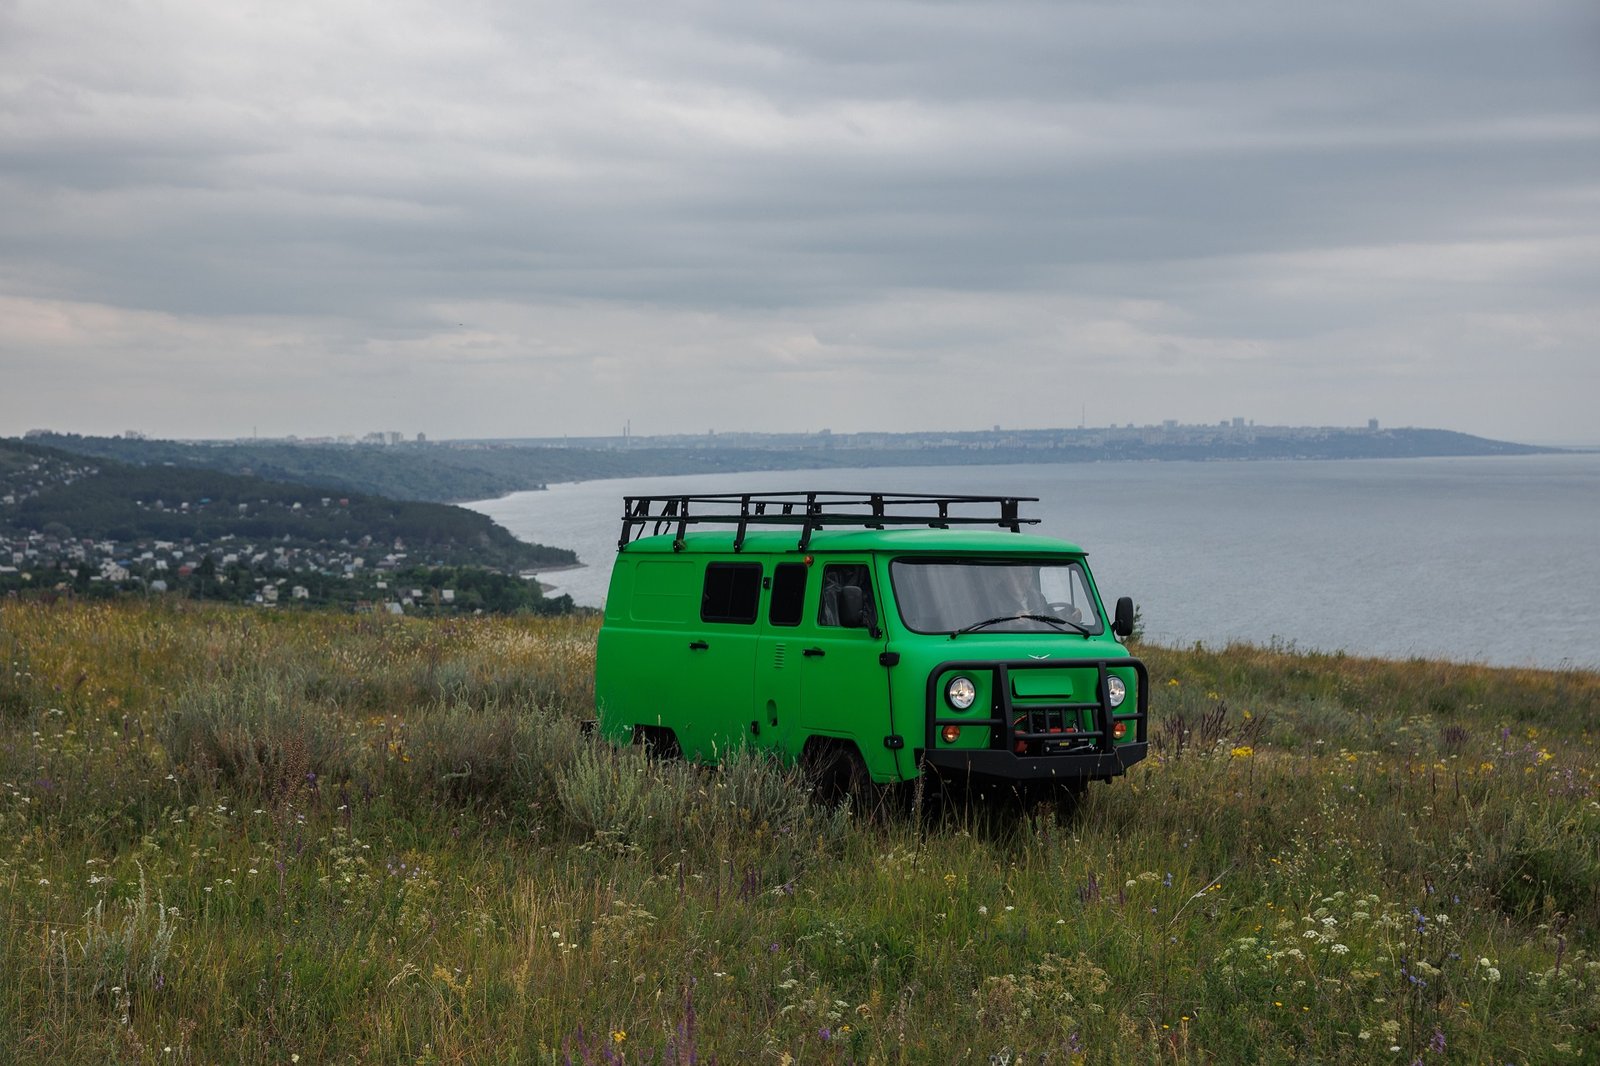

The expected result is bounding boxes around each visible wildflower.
[611,1030,626,1045]
[1230,745,1254,759]
[1331,944,1350,955]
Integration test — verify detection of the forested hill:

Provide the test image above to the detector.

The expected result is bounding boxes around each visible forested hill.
[20,426,1560,505]
[0,439,574,571]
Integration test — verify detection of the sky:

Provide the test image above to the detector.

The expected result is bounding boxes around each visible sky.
[2,1,1597,445]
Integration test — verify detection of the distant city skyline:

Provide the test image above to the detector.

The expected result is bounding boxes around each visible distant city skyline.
[23,415,1586,452]
[3,1,1596,446]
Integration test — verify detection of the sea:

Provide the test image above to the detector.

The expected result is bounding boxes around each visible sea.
[463,454,1600,672]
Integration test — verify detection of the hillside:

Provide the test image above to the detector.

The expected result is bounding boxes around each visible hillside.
[0,440,578,612]
[0,440,572,570]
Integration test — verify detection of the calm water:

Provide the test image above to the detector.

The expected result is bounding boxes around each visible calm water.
[465,454,1600,671]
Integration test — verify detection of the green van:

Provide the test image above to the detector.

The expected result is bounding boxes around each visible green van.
[594,492,1148,800]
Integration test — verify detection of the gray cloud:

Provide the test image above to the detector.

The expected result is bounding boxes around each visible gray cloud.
[2,0,1597,442]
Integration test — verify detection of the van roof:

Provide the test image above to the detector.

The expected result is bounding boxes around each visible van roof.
[620,527,1086,556]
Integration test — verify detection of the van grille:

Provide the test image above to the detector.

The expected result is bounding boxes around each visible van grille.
[1011,705,1096,754]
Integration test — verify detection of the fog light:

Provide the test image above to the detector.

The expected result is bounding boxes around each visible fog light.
[941,724,962,743]
[1112,720,1128,740]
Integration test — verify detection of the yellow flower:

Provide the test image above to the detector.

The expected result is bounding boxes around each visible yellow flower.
[1230,745,1254,759]
[612,1030,626,1045]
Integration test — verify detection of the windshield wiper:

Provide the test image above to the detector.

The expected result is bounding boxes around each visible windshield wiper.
[951,612,1090,638]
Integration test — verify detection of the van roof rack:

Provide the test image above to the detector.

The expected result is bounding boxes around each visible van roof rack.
[619,491,1039,552]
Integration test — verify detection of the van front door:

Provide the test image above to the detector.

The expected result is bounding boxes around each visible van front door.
[798,560,892,768]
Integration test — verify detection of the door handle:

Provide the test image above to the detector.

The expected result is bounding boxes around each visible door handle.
[803,647,825,658]
[689,640,709,651]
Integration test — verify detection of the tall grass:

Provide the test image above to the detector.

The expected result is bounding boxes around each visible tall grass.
[1,600,1597,1062]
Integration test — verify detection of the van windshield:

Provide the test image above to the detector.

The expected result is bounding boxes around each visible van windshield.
[889,558,1103,635]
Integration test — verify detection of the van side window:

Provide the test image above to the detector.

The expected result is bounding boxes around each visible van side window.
[701,563,762,623]
[818,563,876,629]
[768,563,807,626]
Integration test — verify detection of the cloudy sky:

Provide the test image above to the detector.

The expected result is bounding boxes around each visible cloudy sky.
[2,0,1596,444]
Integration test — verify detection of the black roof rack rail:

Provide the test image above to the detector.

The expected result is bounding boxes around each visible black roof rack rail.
[618,491,1039,552]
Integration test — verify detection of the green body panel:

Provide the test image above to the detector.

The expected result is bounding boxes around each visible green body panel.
[595,527,1144,784]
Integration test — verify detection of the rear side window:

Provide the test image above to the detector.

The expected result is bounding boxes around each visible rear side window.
[701,562,762,623]
[768,563,808,626]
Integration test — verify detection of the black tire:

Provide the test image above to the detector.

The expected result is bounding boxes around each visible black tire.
[632,724,682,760]
[1042,778,1089,820]
[803,740,878,814]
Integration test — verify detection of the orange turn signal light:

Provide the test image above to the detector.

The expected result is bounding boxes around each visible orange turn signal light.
[940,724,962,744]
[1112,721,1128,740]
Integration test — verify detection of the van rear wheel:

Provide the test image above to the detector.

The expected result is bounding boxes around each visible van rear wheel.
[632,725,682,760]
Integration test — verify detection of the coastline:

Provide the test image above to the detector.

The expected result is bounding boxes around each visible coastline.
[466,453,1600,672]
[520,560,587,598]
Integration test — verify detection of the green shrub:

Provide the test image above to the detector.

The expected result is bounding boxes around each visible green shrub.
[48,867,175,1011]
[398,698,583,811]
[160,671,357,797]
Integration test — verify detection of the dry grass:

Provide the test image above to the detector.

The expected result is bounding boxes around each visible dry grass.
[2,599,1597,1063]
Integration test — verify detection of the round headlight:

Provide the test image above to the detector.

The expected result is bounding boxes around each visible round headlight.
[946,676,977,710]
[1106,676,1127,708]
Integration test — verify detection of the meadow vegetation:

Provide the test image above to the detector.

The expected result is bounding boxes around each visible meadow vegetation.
[2,600,1597,1063]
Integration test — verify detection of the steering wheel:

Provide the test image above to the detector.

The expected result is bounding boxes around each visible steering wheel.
[1047,602,1083,622]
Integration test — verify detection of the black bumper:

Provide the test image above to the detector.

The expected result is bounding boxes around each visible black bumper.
[923,656,1149,783]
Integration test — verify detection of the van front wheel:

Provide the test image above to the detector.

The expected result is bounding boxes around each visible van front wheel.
[802,739,877,813]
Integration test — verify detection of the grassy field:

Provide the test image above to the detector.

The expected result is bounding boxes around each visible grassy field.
[2,600,1597,1064]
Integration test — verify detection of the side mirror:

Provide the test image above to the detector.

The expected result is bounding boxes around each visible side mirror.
[1112,596,1135,639]
[837,585,865,628]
